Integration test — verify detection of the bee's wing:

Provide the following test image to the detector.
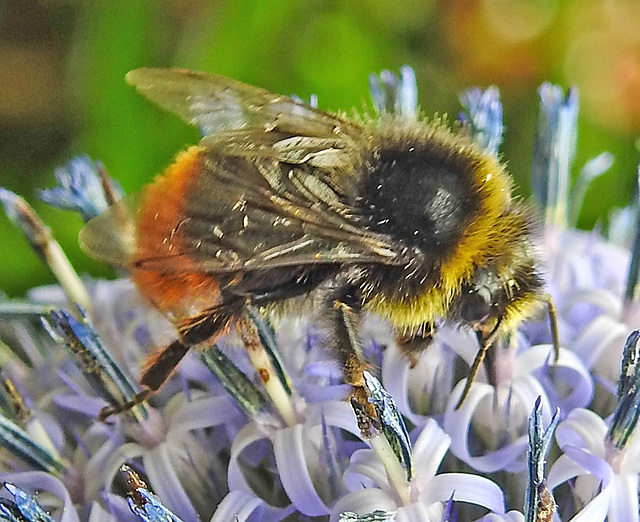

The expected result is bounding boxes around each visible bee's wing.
[171,153,403,271]
[81,69,408,275]
[79,149,407,274]
[78,194,141,266]
[126,68,359,139]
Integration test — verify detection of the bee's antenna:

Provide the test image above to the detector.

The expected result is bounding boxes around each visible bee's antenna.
[455,318,503,410]
[541,294,560,362]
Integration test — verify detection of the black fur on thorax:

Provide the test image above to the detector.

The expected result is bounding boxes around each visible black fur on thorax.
[356,132,481,265]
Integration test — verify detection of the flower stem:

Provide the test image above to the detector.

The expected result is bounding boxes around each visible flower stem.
[236,315,297,427]
[0,189,91,311]
[369,432,411,505]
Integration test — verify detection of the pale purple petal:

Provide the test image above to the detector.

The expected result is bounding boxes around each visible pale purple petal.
[273,424,328,516]
[54,394,107,417]
[511,375,552,416]
[437,327,481,367]
[83,436,129,501]
[87,443,145,504]
[227,422,294,517]
[210,489,294,522]
[298,381,351,402]
[312,401,363,439]
[382,341,455,424]
[571,315,627,371]
[516,345,594,412]
[228,423,268,494]
[87,500,120,522]
[381,345,421,422]
[209,490,264,522]
[419,473,505,514]
[166,395,240,433]
[569,478,613,522]
[228,402,360,514]
[545,229,627,294]
[394,502,437,522]
[554,408,607,456]
[143,444,199,521]
[443,381,531,473]
[342,449,392,496]
[101,492,140,522]
[549,408,623,521]
[27,283,68,306]
[608,474,639,522]
[411,420,450,484]
[559,287,622,320]
[547,453,590,489]
[28,413,65,454]
[558,446,613,522]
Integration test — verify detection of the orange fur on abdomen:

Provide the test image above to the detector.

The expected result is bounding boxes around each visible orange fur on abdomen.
[132,146,222,321]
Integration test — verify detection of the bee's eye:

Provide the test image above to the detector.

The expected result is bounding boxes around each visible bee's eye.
[460,287,492,323]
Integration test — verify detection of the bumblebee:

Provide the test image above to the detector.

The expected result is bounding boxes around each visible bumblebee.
[80,68,558,419]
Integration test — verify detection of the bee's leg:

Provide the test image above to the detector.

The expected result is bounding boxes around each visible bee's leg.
[332,300,368,385]
[98,338,191,421]
[396,324,436,367]
[317,275,371,410]
[98,306,238,421]
[455,318,502,409]
[98,389,154,422]
[333,299,374,412]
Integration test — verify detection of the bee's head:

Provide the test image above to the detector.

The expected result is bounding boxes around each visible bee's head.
[449,199,545,333]
[454,253,545,333]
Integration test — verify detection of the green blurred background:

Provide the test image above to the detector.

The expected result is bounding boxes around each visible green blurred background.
[1,0,639,295]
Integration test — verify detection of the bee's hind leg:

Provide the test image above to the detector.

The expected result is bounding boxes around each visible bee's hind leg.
[98,388,154,422]
[98,338,191,421]
[99,305,237,422]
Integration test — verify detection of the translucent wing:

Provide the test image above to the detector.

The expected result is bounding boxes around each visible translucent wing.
[77,194,140,267]
[81,69,409,277]
[126,68,360,139]
[167,152,404,271]
[79,149,406,274]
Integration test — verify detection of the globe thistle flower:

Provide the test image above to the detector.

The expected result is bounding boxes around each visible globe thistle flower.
[38,155,123,223]
[548,330,640,521]
[0,65,639,522]
[0,477,80,522]
[330,417,506,521]
[442,338,590,475]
